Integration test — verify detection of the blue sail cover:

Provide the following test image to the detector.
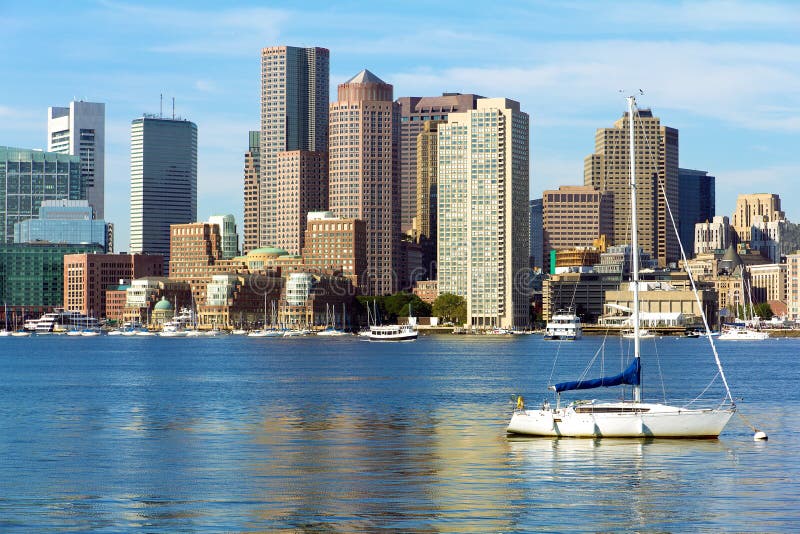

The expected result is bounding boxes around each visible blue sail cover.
[553,358,641,393]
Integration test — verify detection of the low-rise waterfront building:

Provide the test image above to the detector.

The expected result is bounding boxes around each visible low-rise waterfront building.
[0,242,102,319]
[63,253,163,319]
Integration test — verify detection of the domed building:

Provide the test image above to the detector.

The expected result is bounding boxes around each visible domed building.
[151,296,174,325]
[243,247,289,271]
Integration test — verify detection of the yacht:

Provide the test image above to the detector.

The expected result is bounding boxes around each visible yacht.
[544,309,583,340]
[718,324,769,341]
[33,309,100,334]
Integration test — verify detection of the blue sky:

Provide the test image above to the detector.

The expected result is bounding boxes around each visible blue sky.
[2,0,800,252]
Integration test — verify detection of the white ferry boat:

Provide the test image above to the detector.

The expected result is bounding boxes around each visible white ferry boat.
[544,309,582,340]
[367,324,418,342]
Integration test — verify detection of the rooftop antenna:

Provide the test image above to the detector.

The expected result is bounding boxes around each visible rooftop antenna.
[160,93,163,118]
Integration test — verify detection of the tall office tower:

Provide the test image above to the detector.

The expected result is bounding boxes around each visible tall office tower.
[47,101,105,219]
[0,146,84,244]
[130,116,197,267]
[414,119,444,279]
[437,98,530,329]
[585,107,679,266]
[396,94,483,233]
[242,131,260,254]
[329,69,400,295]
[208,214,239,259]
[678,168,715,256]
[259,46,329,248]
[274,150,328,255]
[529,198,543,270]
[542,185,613,273]
[732,193,785,244]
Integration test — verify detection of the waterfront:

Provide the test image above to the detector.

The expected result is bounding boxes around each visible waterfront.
[0,334,798,531]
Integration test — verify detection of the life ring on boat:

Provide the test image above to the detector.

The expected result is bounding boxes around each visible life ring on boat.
[516,396,525,410]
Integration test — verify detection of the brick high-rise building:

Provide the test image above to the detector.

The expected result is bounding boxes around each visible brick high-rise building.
[63,253,163,318]
[301,211,367,289]
[328,69,399,295]
[413,120,444,279]
[396,93,483,233]
[542,185,613,273]
[585,107,679,266]
[275,150,328,255]
[257,46,329,249]
[242,131,260,254]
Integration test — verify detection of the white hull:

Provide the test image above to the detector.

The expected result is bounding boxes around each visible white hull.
[507,402,734,438]
[544,312,582,340]
[11,331,31,337]
[622,329,656,339]
[368,324,418,341]
[248,330,283,337]
[159,330,188,337]
[718,328,769,341]
[317,329,348,337]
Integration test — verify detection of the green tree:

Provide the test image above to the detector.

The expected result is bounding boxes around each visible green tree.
[754,302,773,320]
[432,293,467,325]
[383,292,431,320]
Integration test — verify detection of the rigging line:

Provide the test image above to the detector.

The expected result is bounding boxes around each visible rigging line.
[650,337,668,404]
[635,105,734,406]
[657,166,735,405]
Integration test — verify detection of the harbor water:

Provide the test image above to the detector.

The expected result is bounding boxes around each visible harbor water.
[0,334,798,531]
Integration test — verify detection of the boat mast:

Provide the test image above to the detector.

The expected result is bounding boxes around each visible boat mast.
[628,95,642,403]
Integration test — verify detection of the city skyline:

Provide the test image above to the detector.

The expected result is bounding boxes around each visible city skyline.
[2,1,800,252]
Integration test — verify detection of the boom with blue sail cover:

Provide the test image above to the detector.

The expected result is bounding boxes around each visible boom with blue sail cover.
[553,358,640,393]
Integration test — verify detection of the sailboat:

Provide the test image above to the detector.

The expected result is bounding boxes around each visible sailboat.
[719,273,769,340]
[507,95,735,438]
[318,303,347,336]
[0,303,11,336]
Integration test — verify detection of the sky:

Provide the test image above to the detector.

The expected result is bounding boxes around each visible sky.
[2,0,800,252]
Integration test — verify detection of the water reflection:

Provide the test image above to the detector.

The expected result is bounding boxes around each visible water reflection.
[247,402,520,532]
[506,437,739,531]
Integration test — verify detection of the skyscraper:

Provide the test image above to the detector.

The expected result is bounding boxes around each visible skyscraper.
[130,116,197,267]
[585,107,679,266]
[678,168,715,256]
[542,185,613,273]
[47,101,105,219]
[242,131,260,254]
[529,198,543,270]
[0,146,84,244]
[208,214,239,259]
[328,69,400,295]
[257,46,329,249]
[274,150,328,256]
[414,119,444,279]
[396,93,483,233]
[437,98,530,329]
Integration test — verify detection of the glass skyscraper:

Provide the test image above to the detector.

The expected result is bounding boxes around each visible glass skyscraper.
[129,116,197,266]
[14,199,109,250]
[0,146,84,244]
